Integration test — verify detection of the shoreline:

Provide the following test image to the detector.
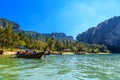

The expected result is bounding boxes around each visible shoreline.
[3,51,16,55]
[62,52,74,54]
[86,53,111,54]
[0,51,112,55]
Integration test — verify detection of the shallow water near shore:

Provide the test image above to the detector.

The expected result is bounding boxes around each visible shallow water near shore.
[0,54,120,80]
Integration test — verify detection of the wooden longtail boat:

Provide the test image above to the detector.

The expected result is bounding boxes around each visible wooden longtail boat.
[16,51,44,58]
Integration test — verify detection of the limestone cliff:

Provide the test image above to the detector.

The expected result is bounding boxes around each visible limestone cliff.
[76,16,120,52]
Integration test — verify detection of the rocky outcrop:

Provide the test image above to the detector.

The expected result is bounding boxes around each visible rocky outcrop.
[25,32,74,41]
[43,32,74,41]
[24,31,46,41]
[76,27,96,43]
[0,18,74,41]
[0,18,20,32]
[76,16,120,52]
[25,31,74,41]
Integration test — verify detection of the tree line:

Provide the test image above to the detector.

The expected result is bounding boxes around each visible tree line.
[0,24,109,53]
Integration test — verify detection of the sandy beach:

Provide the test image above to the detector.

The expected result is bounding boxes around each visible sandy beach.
[86,53,111,54]
[3,51,16,55]
[62,52,74,54]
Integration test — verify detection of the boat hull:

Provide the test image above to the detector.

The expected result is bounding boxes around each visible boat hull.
[16,51,44,58]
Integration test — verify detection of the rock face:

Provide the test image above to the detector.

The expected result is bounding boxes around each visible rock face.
[0,18,20,32]
[0,18,74,41]
[24,31,46,41]
[25,31,74,41]
[43,33,74,41]
[76,16,120,52]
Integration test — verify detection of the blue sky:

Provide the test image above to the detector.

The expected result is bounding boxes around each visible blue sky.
[1,0,120,38]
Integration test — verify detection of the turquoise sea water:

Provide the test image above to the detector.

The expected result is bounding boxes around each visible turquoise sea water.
[0,54,120,80]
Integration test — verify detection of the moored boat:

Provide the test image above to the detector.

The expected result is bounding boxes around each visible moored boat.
[16,51,44,58]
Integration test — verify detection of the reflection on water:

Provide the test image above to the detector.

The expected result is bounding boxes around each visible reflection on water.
[0,54,120,80]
